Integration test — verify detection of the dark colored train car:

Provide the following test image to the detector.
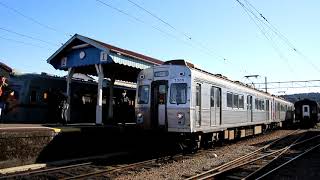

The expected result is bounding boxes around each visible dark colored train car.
[294,99,320,127]
[2,72,135,124]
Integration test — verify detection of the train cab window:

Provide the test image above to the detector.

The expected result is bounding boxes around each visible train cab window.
[227,92,233,108]
[239,95,244,108]
[304,106,308,112]
[137,85,149,104]
[233,94,239,108]
[170,83,187,104]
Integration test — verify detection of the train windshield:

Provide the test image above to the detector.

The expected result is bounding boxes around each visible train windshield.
[170,83,187,104]
[137,85,149,104]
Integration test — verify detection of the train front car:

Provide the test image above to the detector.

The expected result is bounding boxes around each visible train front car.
[294,99,320,128]
[135,60,192,132]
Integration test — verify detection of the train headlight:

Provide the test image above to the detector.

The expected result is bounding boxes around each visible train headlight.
[137,112,143,124]
[176,112,184,120]
[137,113,143,118]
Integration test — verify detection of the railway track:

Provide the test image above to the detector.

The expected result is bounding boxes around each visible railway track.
[0,151,188,179]
[185,129,320,180]
[1,129,311,179]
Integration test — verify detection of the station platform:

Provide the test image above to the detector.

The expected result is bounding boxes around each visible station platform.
[0,123,139,169]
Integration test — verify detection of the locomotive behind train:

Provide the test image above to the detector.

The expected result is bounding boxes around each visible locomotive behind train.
[294,99,320,127]
[135,60,294,150]
[1,72,135,124]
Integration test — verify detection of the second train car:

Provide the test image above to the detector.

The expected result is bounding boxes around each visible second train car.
[135,60,294,150]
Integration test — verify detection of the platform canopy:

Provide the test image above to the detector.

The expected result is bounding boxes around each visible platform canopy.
[46,34,163,124]
[47,34,163,82]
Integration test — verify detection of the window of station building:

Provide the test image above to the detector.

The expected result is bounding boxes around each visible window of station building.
[170,83,187,104]
[227,92,233,108]
[137,85,149,104]
[233,94,239,108]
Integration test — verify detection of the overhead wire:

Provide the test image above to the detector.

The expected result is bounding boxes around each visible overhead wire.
[96,0,228,62]
[0,35,49,49]
[0,1,72,38]
[235,0,296,75]
[0,27,60,46]
[242,0,320,73]
[126,0,227,61]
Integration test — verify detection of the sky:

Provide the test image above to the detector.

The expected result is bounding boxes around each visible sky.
[0,0,319,95]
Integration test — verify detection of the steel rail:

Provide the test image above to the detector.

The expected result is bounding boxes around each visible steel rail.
[198,130,320,180]
[61,158,158,180]
[256,143,320,180]
[185,129,302,180]
[0,162,92,179]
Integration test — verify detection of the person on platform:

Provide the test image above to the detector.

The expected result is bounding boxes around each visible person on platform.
[0,77,8,120]
[119,90,130,125]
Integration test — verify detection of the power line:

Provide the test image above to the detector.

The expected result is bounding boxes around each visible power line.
[0,35,48,49]
[257,86,320,90]
[254,79,320,85]
[235,0,296,74]
[0,1,72,37]
[0,27,59,46]
[241,0,320,73]
[95,0,227,62]
[126,0,227,61]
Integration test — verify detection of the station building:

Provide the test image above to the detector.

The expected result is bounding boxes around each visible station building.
[47,34,163,125]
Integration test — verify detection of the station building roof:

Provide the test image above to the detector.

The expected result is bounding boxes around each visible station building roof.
[47,34,163,82]
[0,62,13,78]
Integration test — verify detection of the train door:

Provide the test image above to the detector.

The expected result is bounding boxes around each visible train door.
[302,105,310,118]
[195,84,201,126]
[150,80,168,128]
[210,86,221,126]
[247,95,253,122]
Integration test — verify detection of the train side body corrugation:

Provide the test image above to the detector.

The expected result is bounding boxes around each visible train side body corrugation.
[135,62,294,134]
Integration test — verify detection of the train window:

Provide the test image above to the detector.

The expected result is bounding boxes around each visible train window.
[304,106,308,112]
[195,84,201,106]
[227,92,233,108]
[255,99,258,110]
[239,95,244,108]
[30,90,37,103]
[266,100,270,111]
[216,88,221,107]
[170,83,187,104]
[233,94,239,108]
[210,87,215,107]
[262,100,265,110]
[137,85,149,104]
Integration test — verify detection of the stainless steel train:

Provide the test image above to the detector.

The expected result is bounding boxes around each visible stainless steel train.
[294,99,320,127]
[135,60,294,149]
[2,72,135,123]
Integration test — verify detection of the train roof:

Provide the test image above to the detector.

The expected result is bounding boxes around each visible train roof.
[162,59,290,103]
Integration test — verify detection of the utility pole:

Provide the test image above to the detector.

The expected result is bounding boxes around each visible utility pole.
[265,76,267,93]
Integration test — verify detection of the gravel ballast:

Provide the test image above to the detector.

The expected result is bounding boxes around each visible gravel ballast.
[115,130,295,180]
